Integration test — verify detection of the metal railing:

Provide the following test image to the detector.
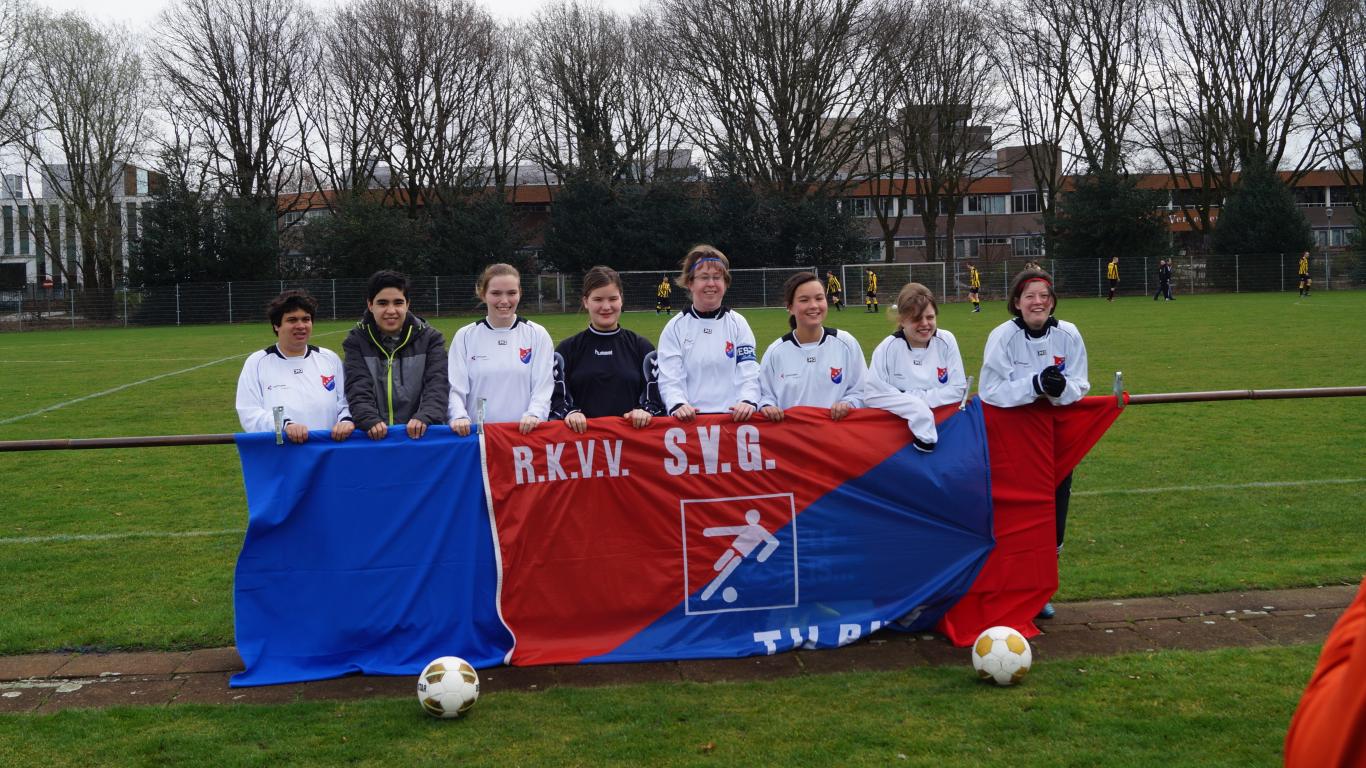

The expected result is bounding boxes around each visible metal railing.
[1,252,1360,331]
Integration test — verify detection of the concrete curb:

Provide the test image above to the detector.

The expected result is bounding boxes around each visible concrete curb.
[1,584,1355,713]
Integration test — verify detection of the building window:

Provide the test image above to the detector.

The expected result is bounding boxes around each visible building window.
[2,206,11,255]
[966,195,1008,214]
[1012,191,1040,214]
[1293,186,1326,207]
[1013,235,1044,256]
[136,168,149,196]
[898,196,917,216]
[18,205,28,255]
[845,197,872,217]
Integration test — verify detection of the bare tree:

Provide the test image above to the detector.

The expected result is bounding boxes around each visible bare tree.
[862,0,1008,262]
[0,0,26,150]
[297,4,393,205]
[997,3,1070,227]
[1140,0,1332,247]
[659,0,892,201]
[155,0,314,204]
[1061,0,1155,175]
[483,24,530,198]
[1313,0,1365,222]
[14,10,147,301]
[346,0,497,217]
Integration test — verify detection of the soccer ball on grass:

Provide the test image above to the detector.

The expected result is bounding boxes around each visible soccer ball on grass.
[971,626,1032,686]
[417,656,480,718]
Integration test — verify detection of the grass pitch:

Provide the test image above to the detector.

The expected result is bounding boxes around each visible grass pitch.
[0,291,1361,764]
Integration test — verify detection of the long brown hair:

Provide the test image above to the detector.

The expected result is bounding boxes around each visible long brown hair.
[782,272,823,330]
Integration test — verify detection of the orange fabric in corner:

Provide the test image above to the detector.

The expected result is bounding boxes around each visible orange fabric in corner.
[1285,576,1366,768]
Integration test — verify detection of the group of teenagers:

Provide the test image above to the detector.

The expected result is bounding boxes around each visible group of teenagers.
[236,244,1090,618]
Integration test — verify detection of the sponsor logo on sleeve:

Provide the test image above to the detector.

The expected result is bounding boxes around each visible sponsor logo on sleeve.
[735,344,756,364]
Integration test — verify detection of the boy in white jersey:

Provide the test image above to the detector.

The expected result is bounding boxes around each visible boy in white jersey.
[448,263,554,436]
[863,283,964,452]
[758,272,866,421]
[980,268,1091,619]
[656,245,760,421]
[237,290,354,443]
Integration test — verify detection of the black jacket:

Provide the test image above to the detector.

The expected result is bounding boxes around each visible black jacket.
[342,312,448,430]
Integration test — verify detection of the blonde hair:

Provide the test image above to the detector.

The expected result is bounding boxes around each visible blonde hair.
[475,263,520,298]
[891,282,937,325]
[676,245,731,288]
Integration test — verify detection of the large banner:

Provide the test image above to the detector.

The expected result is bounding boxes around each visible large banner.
[481,403,995,666]
[232,431,512,687]
[233,397,1122,686]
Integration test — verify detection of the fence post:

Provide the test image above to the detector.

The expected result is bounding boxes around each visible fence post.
[1235,255,1240,293]
[228,282,233,324]
[70,290,75,329]
[1280,255,1284,292]
[1143,257,1148,296]
[331,279,337,320]
[1097,258,1103,297]
[559,273,566,313]
[435,275,440,316]
[122,287,127,327]
[762,269,768,306]
[1325,255,1331,290]
[176,283,181,326]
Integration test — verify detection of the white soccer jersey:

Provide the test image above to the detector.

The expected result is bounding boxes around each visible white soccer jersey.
[865,329,968,409]
[656,306,761,413]
[758,328,866,410]
[979,317,1090,407]
[235,345,350,433]
[448,317,554,425]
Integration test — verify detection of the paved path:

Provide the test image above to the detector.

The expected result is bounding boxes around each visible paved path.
[1,584,1355,713]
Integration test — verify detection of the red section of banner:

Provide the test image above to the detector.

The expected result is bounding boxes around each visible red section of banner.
[482,408,916,665]
[937,396,1125,645]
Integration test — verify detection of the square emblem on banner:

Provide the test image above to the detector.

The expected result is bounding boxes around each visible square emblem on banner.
[680,493,798,615]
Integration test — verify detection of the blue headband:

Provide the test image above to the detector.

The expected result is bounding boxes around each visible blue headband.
[690,256,723,272]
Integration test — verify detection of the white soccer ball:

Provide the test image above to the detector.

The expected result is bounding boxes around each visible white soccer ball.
[417,656,480,718]
[971,626,1032,686]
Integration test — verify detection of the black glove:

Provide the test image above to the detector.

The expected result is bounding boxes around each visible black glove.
[1038,365,1067,398]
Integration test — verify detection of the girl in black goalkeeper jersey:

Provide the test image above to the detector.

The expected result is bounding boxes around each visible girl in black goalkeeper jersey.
[552,266,663,433]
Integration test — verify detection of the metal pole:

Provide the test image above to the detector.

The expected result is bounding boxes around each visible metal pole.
[1127,386,1366,405]
[122,285,127,327]
[331,279,337,320]
[435,275,440,317]
[228,282,233,324]
[175,283,181,326]
[7,386,1363,453]
[70,289,75,329]
[762,269,768,307]
[1280,255,1284,292]
[1235,254,1240,293]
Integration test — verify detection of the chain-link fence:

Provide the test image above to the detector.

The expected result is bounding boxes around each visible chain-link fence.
[1,252,1360,331]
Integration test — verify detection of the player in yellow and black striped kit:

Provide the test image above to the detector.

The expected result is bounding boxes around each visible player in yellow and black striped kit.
[967,263,981,313]
[865,269,879,313]
[1106,257,1119,302]
[656,276,673,314]
[825,271,843,311]
[1298,252,1311,297]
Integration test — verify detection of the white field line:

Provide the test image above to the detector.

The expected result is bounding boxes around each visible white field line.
[0,355,245,426]
[0,329,347,427]
[1074,478,1366,497]
[0,529,242,545]
[0,358,237,364]
[3,480,1361,547]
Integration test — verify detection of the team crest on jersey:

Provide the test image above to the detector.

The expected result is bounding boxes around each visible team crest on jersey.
[936,367,948,384]
[724,341,735,359]
[830,367,843,384]
[519,347,532,364]
[1053,355,1066,372]
[320,374,336,391]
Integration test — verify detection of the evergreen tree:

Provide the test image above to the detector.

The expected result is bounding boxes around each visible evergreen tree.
[541,174,621,274]
[129,180,217,286]
[1209,155,1313,290]
[302,197,430,278]
[428,194,525,276]
[1049,170,1169,294]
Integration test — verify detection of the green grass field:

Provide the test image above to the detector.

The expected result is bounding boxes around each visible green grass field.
[1,291,1363,764]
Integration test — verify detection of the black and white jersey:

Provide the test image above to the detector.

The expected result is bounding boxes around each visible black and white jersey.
[758,328,866,410]
[447,316,555,425]
[865,329,968,409]
[551,325,663,419]
[656,306,760,413]
[235,345,350,433]
[980,317,1090,407]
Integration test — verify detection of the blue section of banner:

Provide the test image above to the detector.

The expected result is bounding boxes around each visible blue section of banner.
[231,428,512,687]
[586,402,994,662]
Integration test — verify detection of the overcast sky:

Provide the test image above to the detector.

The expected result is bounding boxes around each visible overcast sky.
[36,0,646,29]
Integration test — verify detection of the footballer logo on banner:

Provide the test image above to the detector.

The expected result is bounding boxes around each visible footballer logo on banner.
[320,374,336,391]
[1053,355,1066,372]
[724,340,735,359]
[682,493,797,615]
[830,367,843,384]
[519,347,532,364]
[937,367,948,384]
